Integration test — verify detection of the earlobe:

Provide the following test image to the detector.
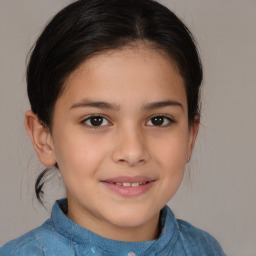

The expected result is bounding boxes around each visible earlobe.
[187,117,200,163]
[25,110,56,166]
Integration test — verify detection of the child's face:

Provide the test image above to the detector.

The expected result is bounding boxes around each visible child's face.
[44,45,198,240]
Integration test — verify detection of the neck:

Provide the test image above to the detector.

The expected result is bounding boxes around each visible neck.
[66,199,160,242]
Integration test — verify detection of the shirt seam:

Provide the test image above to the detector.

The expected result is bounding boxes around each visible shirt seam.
[9,234,44,255]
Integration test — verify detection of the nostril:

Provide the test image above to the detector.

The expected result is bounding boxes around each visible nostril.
[111,136,150,166]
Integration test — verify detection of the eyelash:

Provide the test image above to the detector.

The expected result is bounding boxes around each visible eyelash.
[81,115,110,129]
[81,114,175,129]
[146,114,175,127]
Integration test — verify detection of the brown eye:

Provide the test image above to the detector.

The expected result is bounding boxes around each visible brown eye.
[146,115,173,126]
[151,116,164,126]
[83,115,110,127]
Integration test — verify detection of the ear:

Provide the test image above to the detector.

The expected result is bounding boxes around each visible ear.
[187,116,200,163]
[25,110,56,166]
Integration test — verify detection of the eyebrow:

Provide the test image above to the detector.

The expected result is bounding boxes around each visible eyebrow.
[142,100,184,111]
[70,99,184,111]
[70,99,120,111]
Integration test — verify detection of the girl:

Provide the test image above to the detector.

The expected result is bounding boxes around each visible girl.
[0,0,226,255]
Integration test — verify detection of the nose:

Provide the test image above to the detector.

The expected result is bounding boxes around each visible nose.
[111,126,150,166]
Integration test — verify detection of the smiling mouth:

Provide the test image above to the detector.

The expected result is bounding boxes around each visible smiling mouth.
[106,181,150,187]
[102,176,155,196]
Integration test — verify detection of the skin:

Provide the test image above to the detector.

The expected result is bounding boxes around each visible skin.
[25,44,199,242]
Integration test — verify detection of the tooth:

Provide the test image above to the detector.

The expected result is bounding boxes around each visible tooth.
[122,183,131,187]
[131,183,140,187]
[115,183,122,186]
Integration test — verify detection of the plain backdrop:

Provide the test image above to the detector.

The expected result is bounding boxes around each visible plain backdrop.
[0,1,255,255]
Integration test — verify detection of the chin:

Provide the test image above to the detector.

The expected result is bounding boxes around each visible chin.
[106,208,156,228]
[111,217,149,229]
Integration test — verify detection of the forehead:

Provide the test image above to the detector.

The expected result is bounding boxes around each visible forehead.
[59,45,186,108]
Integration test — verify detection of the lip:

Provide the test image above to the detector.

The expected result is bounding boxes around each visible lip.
[101,175,155,197]
[103,175,154,183]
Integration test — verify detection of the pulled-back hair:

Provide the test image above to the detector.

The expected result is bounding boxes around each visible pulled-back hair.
[27,0,203,203]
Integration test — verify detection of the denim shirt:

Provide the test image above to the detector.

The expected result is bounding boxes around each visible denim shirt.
[0,199,226,256]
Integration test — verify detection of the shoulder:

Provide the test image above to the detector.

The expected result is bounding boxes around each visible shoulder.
[0,218,73,256]
[176,218,226,255]
[0,225,46,256]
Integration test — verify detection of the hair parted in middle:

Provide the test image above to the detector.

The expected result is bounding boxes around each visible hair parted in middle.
[26,0,203,203]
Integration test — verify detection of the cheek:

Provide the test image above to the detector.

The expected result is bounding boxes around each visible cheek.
[151,129,189,181]
[154,130,189,162]
[53,129,108,179]
[53,136,107,199]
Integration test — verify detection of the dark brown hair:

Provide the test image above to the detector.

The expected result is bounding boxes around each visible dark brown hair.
[26,0,203,203]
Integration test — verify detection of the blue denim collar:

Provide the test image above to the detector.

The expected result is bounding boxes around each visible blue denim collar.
[51,199,179,255]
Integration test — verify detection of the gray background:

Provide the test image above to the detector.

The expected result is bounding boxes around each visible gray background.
[0,0,255,255]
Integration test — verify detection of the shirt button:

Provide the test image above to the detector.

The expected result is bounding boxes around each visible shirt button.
[91,247,97,253]
[128,252,136,256]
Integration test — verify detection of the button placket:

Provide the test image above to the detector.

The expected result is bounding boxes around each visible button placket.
[128,251,136,256]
